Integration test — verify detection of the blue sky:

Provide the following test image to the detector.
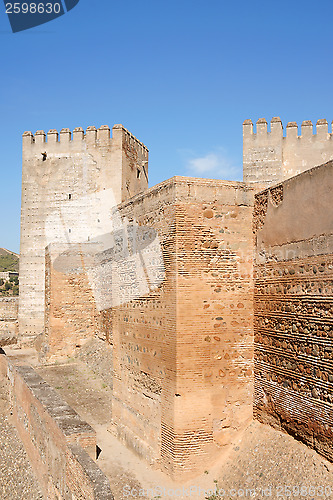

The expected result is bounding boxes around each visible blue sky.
[1,0,333,253]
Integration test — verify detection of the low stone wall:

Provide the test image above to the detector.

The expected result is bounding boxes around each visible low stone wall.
[253,162,333,462]
[0,353,113,499]
[0,297,18,345]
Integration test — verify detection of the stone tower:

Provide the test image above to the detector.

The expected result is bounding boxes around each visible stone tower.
[243,117,333,187]
[19,124,149,340]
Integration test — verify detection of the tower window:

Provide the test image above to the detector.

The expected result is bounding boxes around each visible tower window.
[137,169,141,179]
[69,194,72,200]
[69,229,71,233]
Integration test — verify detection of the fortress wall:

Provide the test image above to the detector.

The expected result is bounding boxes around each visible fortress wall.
[253,161,333,461]
[19,125,148,340]
[0,297,18,341]
[116,124,149,200]
[0,296,18,320]
[243,118,333,187]
[0,353,113,500]
[42,243,102,361]
[107,177,254,480]
[109,179,178,466]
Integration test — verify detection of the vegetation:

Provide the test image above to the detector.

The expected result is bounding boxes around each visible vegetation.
[0,248,19,272]
[205,481,223,500]
[0,278,19,296]
[0,249,19,296]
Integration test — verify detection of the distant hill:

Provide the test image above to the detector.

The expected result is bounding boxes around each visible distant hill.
[0,248,19,272]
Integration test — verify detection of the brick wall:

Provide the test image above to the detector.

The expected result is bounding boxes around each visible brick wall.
[42,243,101,361]
[253,161,333,461]
[108,177,255,480]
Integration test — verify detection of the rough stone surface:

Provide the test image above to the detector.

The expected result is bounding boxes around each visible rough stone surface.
[213,420,333,500]
[75,337,113,389]
[42,243,101,361]
[253,161,333,462]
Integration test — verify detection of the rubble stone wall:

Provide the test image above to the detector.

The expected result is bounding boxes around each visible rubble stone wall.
[253,161,333,461]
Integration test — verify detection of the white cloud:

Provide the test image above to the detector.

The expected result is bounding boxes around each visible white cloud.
[185,149,242,181]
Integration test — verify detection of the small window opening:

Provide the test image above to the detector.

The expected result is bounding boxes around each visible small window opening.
[69,229,71,233]
[96,445,102,459]
[69,194,72,200]
[137,168,141,179]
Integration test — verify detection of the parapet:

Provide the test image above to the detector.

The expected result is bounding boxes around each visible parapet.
[22,124,149,153]
[112,124,149,152]
[243,117,333,139]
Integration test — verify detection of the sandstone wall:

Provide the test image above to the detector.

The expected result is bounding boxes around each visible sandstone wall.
[244,118,333,187]
[20,124,148,340]
[42,243,102,361]
[0,297,18,342]
[108,177,254,480]
[253,161,333,461]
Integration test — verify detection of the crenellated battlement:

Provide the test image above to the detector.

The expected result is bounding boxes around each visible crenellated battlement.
[113,124,149,152]
[243,117,333,187]
[243,117,333,138]
[23,124,149,153]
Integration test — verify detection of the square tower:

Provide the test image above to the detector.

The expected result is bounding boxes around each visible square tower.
[19,124,149,340]
[243,117,333,187]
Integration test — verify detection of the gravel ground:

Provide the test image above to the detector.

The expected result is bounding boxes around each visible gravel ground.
[212,421,333,500]
[0,378,44,500]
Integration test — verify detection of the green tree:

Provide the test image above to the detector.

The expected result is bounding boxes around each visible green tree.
[12,285,19,296]
[4,281,12,291]
[0,279,3,286]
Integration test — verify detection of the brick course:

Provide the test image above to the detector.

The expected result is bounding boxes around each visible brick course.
[253,162,333,461]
